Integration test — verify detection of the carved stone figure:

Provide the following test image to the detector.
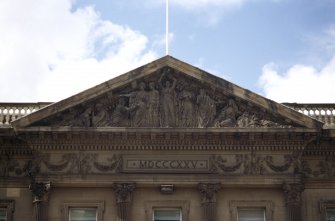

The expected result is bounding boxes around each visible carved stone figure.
[159,69,177,127]
[196,89,216,127]
[92,102,108,127]
[215,98,239,127]
[131,82,148,127]
[237,112,259,127]
[52,107,91,127]
[147,82,160,127]
[110,97,130,127]
[179,90,195,127]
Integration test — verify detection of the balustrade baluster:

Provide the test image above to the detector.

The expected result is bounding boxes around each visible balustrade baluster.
[11,107,16,121]
[17,106,23,119]
[0,106,3,125]
[5,107,10,125]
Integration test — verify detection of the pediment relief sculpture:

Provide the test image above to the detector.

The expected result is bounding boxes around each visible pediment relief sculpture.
[32,67,298,128]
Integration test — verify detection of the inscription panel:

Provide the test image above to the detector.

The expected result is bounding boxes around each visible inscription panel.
[122,155,212,173]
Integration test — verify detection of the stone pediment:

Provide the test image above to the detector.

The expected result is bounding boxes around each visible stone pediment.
[12,56,323,129]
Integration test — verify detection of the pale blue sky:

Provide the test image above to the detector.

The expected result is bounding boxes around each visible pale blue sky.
[1,0,335,102]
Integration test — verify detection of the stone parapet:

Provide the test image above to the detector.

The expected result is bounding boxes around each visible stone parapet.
[283,103,335,128]
[0,102,51,127]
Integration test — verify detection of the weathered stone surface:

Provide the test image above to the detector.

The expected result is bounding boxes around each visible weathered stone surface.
[10,56,323,130]
[30,66,300,128]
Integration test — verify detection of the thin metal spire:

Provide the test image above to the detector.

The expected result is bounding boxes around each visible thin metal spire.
[166,0,169,55]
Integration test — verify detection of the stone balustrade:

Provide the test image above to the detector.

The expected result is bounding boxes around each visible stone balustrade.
[0,102,334,128]
[0,102,51,127]
[283,103,335,129]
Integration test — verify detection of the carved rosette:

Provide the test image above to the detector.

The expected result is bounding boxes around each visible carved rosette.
[198,183,222,221]
[282,182,304,221]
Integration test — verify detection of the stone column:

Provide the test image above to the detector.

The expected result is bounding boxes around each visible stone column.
[197,183,222,221]
[113,183,136,221]
[282,182,304,221]
[29,181,51,221]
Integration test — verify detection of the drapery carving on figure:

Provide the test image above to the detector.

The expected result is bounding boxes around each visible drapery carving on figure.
[131,82,148,127]
[110,97,131,127]
[196,89,216,127]
[159,68,177,127]
[92,102,108,126]
[147,82,160,127]
[179,89,195,127]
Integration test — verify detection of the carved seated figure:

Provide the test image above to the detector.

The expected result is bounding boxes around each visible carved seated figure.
[215,99,239,127]
[110,97,130,127]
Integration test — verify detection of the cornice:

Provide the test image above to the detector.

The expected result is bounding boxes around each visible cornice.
[14,127,318,152]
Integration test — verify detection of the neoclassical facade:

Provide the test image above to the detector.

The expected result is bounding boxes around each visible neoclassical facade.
[1,56,335,221]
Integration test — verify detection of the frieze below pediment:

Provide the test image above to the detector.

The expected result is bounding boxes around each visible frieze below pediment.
[0,152,312,177]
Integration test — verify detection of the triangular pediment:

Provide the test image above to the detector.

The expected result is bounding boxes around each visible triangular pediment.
[12,56,323,130]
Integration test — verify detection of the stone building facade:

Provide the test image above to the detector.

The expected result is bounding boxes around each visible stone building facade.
[1,56,335,221]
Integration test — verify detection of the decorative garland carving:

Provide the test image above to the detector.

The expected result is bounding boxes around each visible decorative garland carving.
[302,156,335,178]
[210,155,243,173]
[1,152,309,178]
[265,152,302,174]
[38,153,121,174]
[93,154,122,172]
[211,152,302,175]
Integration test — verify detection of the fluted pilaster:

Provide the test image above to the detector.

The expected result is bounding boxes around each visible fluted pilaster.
[29,181,51,221]
[283,182,304,221]
[113,183,136,221]
[198,183,222,221]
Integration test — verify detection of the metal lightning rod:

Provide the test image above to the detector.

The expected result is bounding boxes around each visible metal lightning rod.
[166,0,169,55]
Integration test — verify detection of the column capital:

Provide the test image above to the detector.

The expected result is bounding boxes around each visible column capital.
[113,182,136,204]
[29,181,51,203]
[197,183,222,203]
[282,182,304,206]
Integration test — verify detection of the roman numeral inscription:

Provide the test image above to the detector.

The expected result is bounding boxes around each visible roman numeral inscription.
[139,159,198,169]
[123,155,211,173]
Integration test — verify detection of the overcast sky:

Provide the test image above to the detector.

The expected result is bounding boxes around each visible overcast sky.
[1,0,335,103]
